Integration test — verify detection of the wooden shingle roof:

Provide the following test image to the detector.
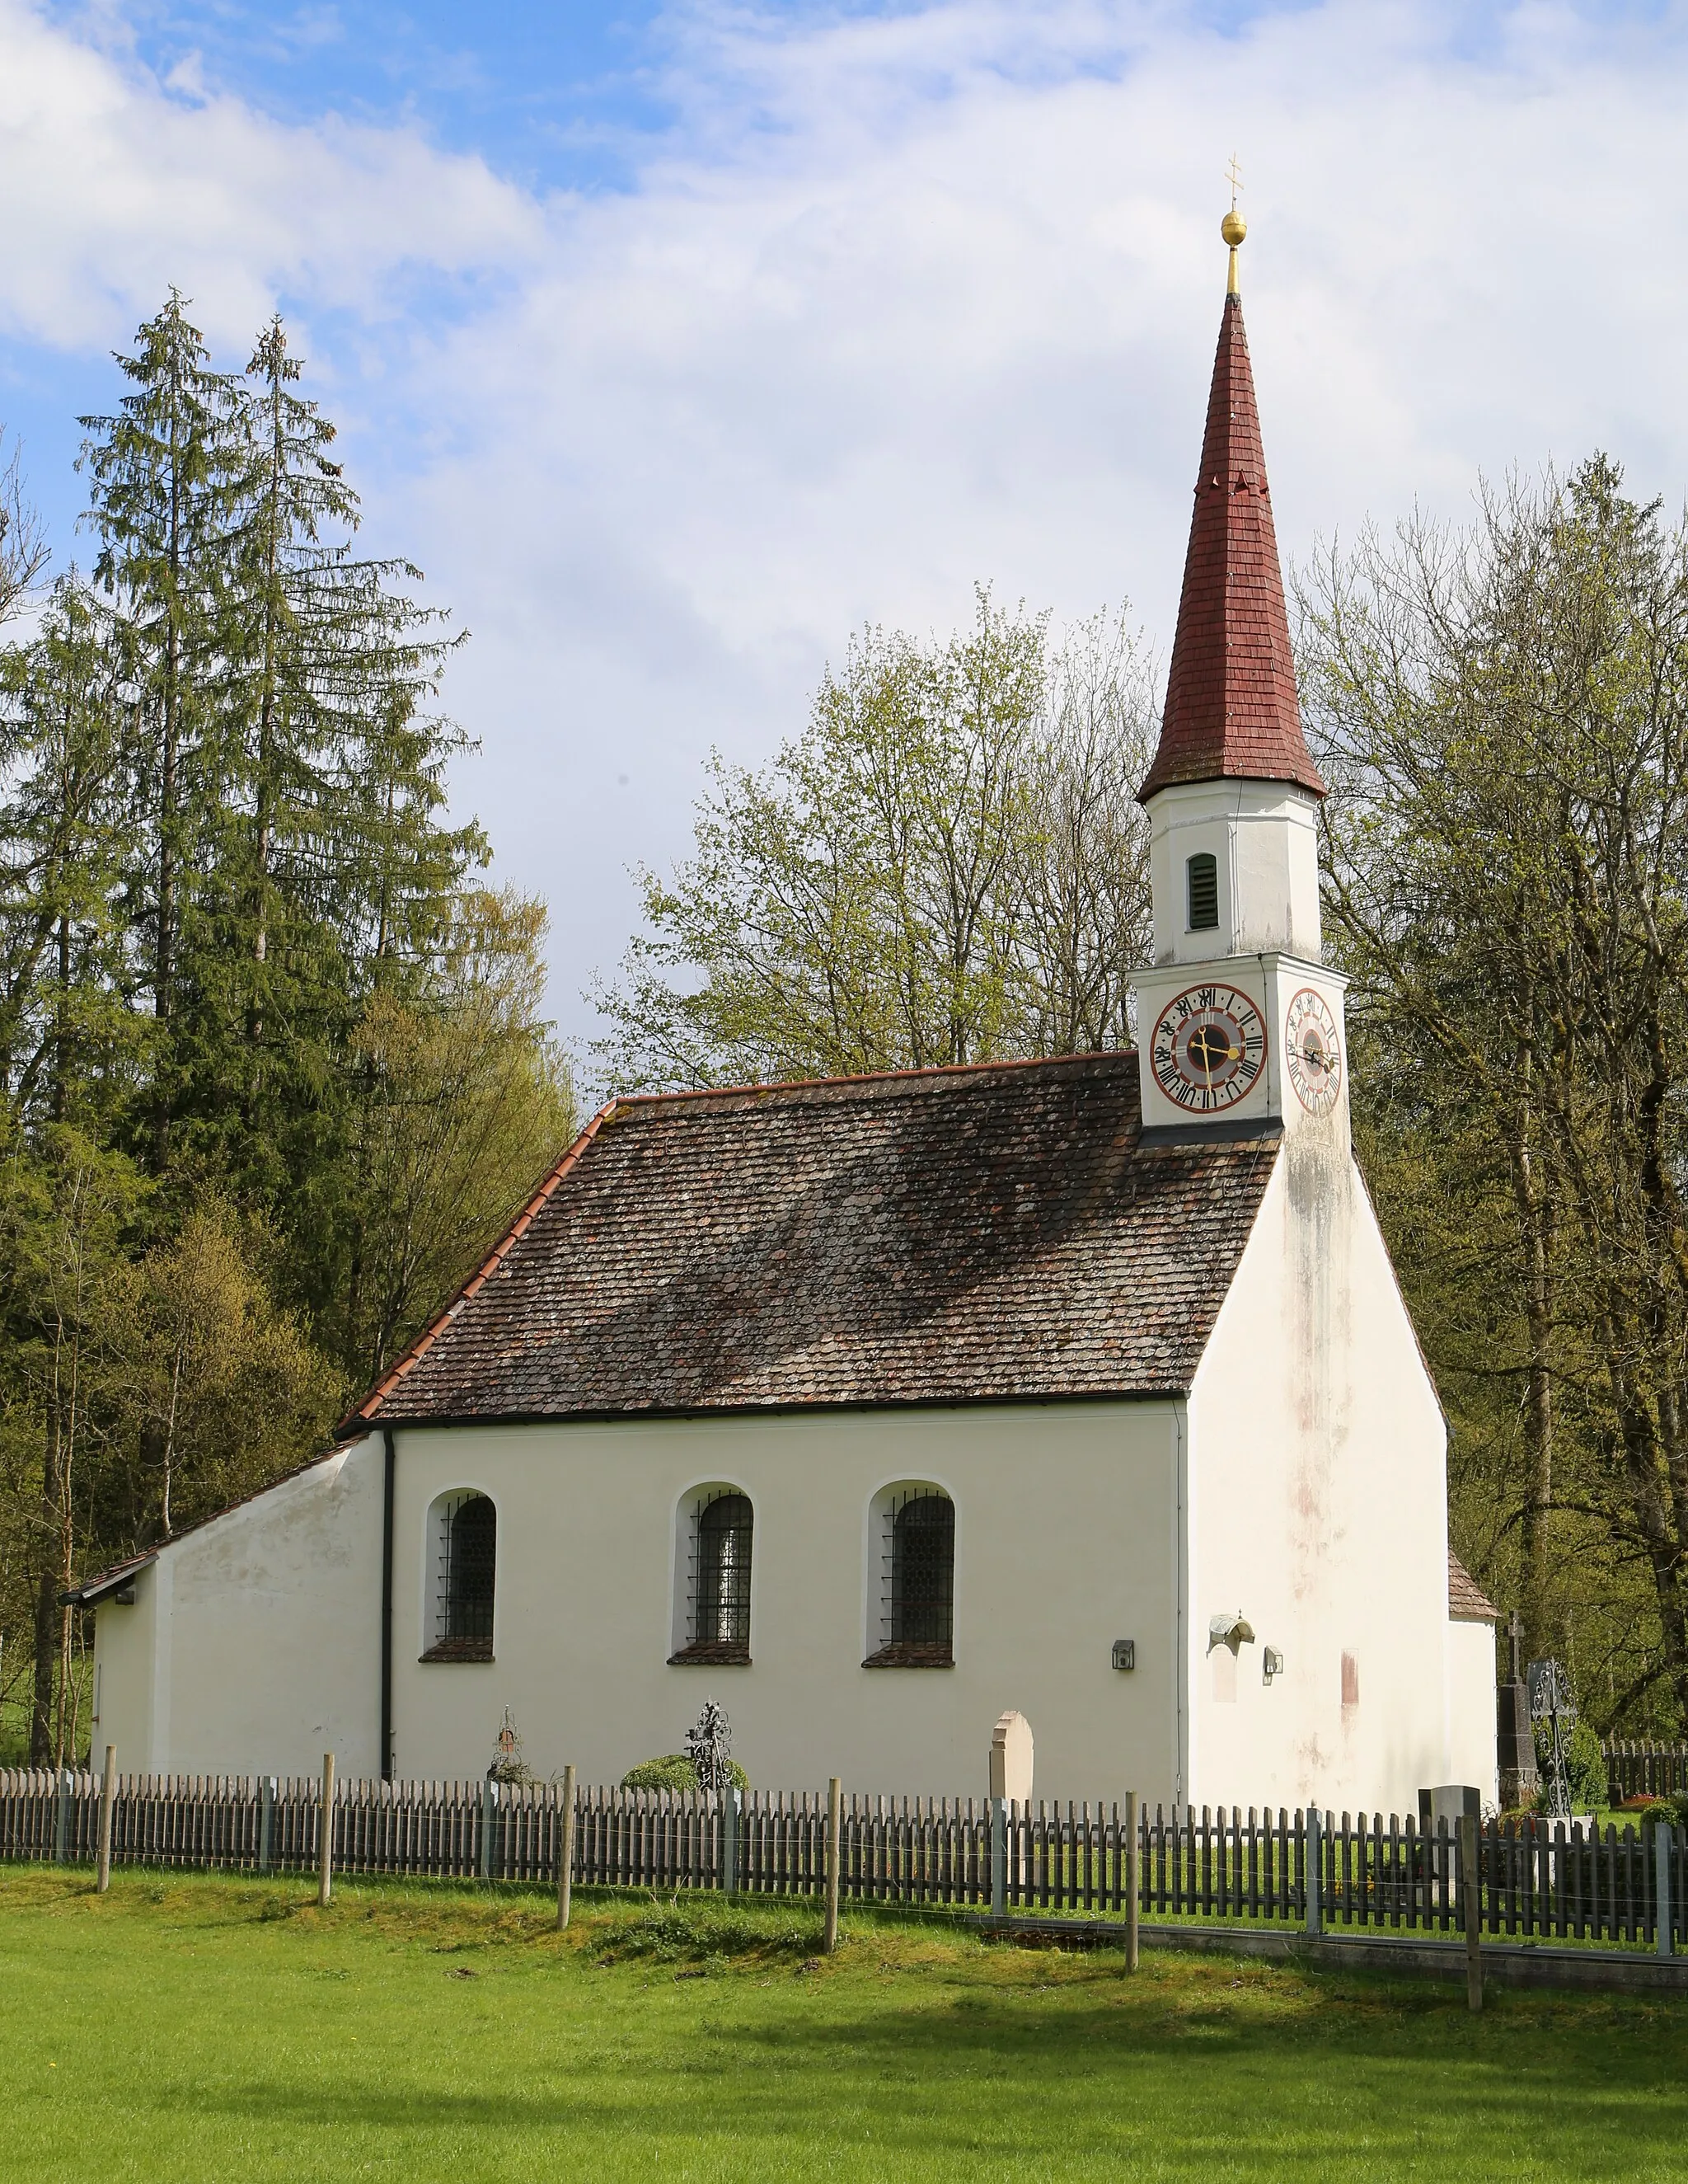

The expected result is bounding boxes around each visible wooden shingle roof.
[1138,289,1326,803]
[1448,1551,1498,1623]
[350,1052,1281,1428]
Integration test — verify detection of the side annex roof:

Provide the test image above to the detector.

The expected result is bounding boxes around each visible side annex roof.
[1448,1551,1498,1623]
[349,1050,1282,1427]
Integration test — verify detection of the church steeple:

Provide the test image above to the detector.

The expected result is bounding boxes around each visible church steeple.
[1132,209,1348,1141]
[1139,217,1324,804]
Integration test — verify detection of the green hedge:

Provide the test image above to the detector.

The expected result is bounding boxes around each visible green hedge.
[620,1754,751,1795]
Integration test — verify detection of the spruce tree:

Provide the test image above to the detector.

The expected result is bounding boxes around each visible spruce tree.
[0,579,138,1130]
[208,320,488,1330]
[77,294,240,1170]
[0,301,572,1757]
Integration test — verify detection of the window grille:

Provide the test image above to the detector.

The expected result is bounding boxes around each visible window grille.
[441,1494,495,1651]
[695,1492,753,1649]
[864,1489,954,1666]
[669,1488,753,1664]
[1187,852,1219,931]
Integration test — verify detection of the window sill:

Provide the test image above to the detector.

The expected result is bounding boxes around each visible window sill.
[419,1639,495,1664]
[668,1642,752,1666]
[862,1643,954,1670]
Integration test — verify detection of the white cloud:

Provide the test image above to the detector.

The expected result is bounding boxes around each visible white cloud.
[0,0,539,349]
[2,0,1686,1060]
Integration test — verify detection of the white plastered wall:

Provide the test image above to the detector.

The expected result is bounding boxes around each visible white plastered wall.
[1185,1135,1482,1815]
[1445,1618,1501,1808]
[85,1560,160,1767]
[82,1405,1177,1797]
[1146,778,1322,966]
[389,1402,1177,1800]
[87,1436,385,1778]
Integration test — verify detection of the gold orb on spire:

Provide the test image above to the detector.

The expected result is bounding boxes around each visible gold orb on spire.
[1221,157,1247,292]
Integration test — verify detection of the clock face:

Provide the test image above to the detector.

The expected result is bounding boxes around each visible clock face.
[1149,984,1268,1114]
[1285,987,1343,1115]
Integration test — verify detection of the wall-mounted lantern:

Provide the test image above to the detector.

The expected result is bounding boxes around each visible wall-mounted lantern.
[1263,1646,1285,1684]
[1111,1639,1135,1671]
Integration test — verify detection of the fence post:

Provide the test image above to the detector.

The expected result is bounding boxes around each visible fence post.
[1658,1821,1674,1960]
[556,1766,576,1932]
[1124,1790,1140,1972]
[52,1766,70,1865]
[723,1785,740,1899]
[823,1777,842,1952]
[1305,1807,1321,1937]
[481,1778,497,1883]
[317,1752,335,1908]
[259,1776,274,1875]
[991,1798,1006,1919]
[1461,1813,1483,2013]
[96,1745,116,1893]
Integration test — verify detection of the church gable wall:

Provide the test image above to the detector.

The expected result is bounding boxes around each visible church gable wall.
[87,1560,159,1769]
[1186,1146,1456,1814]
[88,1437,386,1778]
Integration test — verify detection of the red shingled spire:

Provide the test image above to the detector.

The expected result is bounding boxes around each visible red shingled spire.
[1138,289,1325,802]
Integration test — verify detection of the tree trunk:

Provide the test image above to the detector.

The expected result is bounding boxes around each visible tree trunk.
[29,1402,63,1764]
[1506,1102,1555,1665]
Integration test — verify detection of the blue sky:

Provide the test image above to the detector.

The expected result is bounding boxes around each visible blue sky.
[2,0,1685,1072]
[69,1,678,186]
[75,1,1348,185]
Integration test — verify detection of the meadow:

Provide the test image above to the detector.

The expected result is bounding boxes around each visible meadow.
[3,1866,1686,2181]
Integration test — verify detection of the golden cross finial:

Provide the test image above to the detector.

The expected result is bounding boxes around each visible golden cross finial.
[1221,153,1247,295]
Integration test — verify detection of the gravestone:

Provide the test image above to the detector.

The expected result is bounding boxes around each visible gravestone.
[989,1711,1034,1807]
[1496,1610,1539,1810]
[1527,1656,1576,1819]
[1418,1783,1481,1828]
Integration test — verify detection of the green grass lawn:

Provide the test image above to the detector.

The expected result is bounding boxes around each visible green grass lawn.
[3,1868,1687,2181]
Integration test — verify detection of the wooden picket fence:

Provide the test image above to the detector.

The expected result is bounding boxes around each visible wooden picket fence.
[1603,1740,1688,1803]
[1,1770,1682,1951]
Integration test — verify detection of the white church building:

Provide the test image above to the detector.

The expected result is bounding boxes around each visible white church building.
[73,227,1499,1815]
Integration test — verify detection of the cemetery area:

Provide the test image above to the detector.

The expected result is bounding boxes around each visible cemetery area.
[5,1867,1688,2182]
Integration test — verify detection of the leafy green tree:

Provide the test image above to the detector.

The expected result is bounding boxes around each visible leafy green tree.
[595,594,1153,1090]
[334,889,574,1385]
[0,1127,139,1762]
[1302,455,1688,1727]
[101,1200,343,1544]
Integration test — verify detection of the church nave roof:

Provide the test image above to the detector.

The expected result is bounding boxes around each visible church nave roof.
[349,1051,1280,1428]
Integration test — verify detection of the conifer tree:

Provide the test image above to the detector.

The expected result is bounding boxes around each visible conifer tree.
[0,300,572,1759]
[77,294,240,1168]
[0,580,138,1130]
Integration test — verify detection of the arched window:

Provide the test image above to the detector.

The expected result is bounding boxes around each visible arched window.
[698,1493,753,1647]
[422,1491,496,1662]
[669,1487,753,1665]
[865,1487,955,1668]
[1187,852,1219,932]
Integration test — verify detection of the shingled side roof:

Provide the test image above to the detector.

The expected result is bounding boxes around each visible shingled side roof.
[349,1052,1280,1427]
[1138,289,1326,802]
[1448,1550,1498,1623]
